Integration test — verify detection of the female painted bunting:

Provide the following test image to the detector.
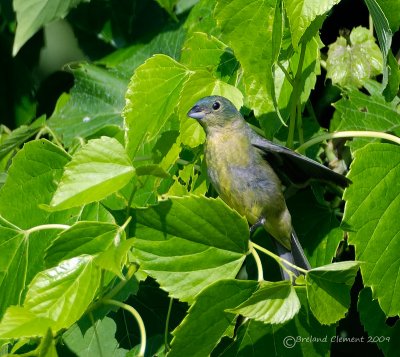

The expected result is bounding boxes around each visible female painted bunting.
[187,96,350,280]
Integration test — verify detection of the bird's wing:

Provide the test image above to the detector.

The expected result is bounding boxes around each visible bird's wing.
[249,131,351,187]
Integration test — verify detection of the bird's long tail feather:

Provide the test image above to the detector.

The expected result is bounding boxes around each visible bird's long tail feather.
[274,231,311,281]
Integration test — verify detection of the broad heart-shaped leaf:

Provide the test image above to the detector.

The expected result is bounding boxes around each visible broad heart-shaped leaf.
[220,288,335,356]
[48,63,127,147]
[326,26,383,88]
[45,221,121,267]
[49,136,135,210]
[12,0,88,55]
[63,317,128,357]
[358,288,400,356]
[132,195,249,302]
[24,255,101,331]
[284,0,341,48]
[343,143,400,316]
[0,140,83,317]
[168,279,258,357]
[178,70,243,148]
[306,261,360,325]
[331,88,400,137]
[215,0,276,120]
[227,281,300,324]
[124,54,191,158]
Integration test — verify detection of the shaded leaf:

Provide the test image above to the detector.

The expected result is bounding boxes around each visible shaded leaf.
[306,261,360,324]
[169,279,258,357]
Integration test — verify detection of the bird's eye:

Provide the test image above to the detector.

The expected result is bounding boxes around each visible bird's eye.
[212,101,221,110]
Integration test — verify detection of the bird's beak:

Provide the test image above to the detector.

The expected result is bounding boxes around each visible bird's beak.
[187,105,205,120]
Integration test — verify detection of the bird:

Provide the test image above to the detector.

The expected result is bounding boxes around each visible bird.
[187,95,350,281]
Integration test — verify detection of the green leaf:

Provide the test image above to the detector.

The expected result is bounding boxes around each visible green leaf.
[306,261,360,324]
[227,281,300,324]
[383,50,400,101]
[45,222,121,267]
[330,89,400,138]
[169,279,258,357]
[49,136,135,210]
[0,116,45,161]
[219,288,335,356]
[135,164,170,178]
[343,143,400,316]
[12,0,89,55]
[0,227,26,318]
[38,328,58,357]
[326,26,383,88]
[24,255,101,330]
[375,0,400,32]
[284,0,341,48]
[181,32,239,82]
[124,54,191,158]
[184,0,220,37]
[63,317,128,357]
[358,288,400,356]
[48,63,127,147]
[132,195,249,302]
[0,306,55,339]
[215,0,276,119]
[0,140,82,317]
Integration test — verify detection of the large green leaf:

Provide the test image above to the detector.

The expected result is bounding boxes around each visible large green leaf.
[13,0,89,55]
[227,281,300,324]
[124,54,191,158]
[306,261,360,324]
[343,143,400,316]
[63,317,128,357]
[48,63,127,147]
[24,255,101,331]
[375,0,400,32]
[284,0,341,48]
[49,136,135,210]
[132,195,249,302]
[215,0,277,119]
[326,27,383,88]
[0,255,101,337]
[169,279,258,357]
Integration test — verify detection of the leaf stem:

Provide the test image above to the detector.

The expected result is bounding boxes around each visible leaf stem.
[250,245,264,281]
[164,297,174,352]
[25,224,70,235]
[287,42,307,148]
[296,130,400,154]
[251,241,308,275]
[277,61,294,86]
[102,299,146,357]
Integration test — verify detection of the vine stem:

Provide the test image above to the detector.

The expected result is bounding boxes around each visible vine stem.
[25,224,70,234]
[250,245,264,281]
[102,299,146,357]
[164,298,174,352]
[296,130,400,154]
[251,241,308,275]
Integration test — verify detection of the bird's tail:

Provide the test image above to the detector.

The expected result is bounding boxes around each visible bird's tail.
[274,230,311,281]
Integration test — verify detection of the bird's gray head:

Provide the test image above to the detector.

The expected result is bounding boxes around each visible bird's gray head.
[187,96,240,131]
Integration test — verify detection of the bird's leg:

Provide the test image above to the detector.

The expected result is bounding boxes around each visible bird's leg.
[249,217,266,236]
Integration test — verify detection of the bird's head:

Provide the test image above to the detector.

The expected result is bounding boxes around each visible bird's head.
[187,96,240,131]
